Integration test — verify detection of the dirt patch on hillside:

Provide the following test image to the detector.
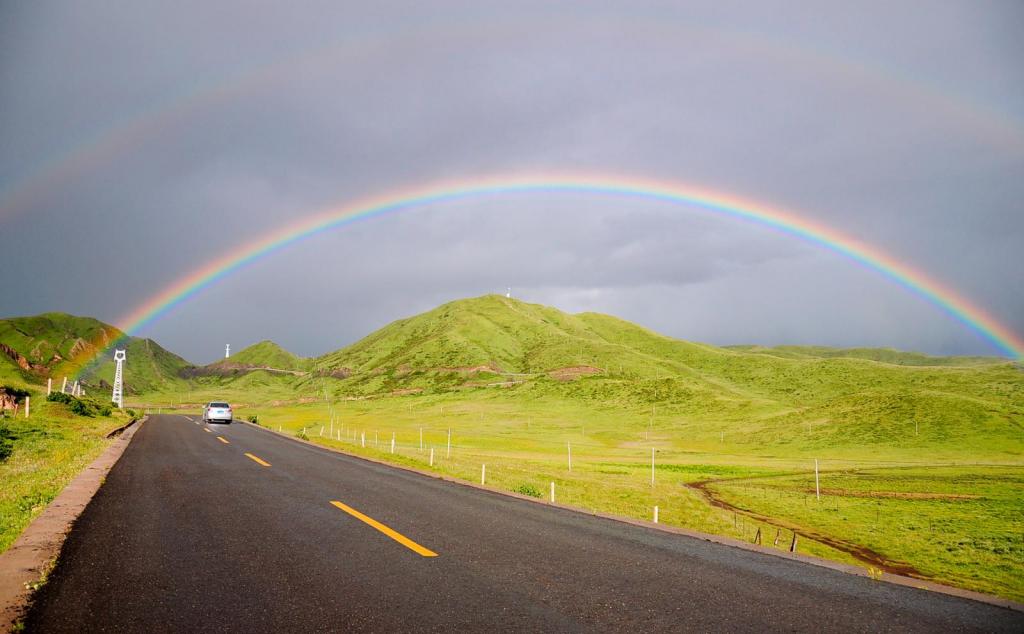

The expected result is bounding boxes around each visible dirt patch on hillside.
[548,366,603,381]
[391,388,423,396]
[438,363,506,375]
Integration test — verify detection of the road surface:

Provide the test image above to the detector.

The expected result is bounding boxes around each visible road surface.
[25,415,1022,632]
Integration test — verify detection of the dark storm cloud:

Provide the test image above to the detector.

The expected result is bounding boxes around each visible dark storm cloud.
[1,1,1021,363]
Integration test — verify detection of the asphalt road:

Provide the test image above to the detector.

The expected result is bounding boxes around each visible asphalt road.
[26,415,1022,632]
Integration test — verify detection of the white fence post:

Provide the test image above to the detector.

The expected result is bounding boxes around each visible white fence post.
[25,396,30,418]
[429,447,434,466]
[391,432,395,454]
[653,505,659,523]
[567,442,572,472]
[61,377,67,394]
[651,447,656,486]
[419,427,423,451]
[361,431,365,448]
[550,481,555,503]
[481,464,486,485]
[815,459,820,501]
[447,428,451,458]
[47,378,52,396]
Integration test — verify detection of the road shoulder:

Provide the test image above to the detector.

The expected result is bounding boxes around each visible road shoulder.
[0,416,145,631]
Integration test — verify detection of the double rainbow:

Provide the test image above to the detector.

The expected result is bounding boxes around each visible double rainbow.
[103,174,1022,361]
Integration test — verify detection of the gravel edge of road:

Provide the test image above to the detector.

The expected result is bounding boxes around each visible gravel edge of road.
[240,420,1024,614]
[0,416,145,632]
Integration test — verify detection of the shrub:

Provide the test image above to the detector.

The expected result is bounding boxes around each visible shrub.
[68,399,92,417]
[47,391,73,404]
[0,422,13,462]
[296,429,309,441]
[514,483,543,498]
[248,415,259,425]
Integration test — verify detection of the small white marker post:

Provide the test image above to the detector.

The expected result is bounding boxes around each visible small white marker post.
[481,464,486,485]
[447,428,451,458]
[375,431,378,448]
[567,442,572,472]
[550,481,555,503]
[815,459,821,501]
[429,448,434,467]
[651,447,656,486]
[24,396,29,418]
[391,432,395,454]
[319,426,324,437]
[419,428,423,451]
[47,378,52,396]
[361,431,365,448]
[653,505,659,523]
[61,377,67,394]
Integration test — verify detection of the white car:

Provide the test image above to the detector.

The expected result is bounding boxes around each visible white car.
[203,401,233,424]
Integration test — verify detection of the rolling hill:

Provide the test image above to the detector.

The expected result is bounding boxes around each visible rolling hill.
[0,313,191,395]
[208,340,308,373]
[307,295,1023,457]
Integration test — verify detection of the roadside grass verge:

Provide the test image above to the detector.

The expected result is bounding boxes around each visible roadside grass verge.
[708,467,1024,601]
[0,399,131,554]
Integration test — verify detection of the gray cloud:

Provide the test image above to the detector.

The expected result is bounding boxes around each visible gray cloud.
[1,1,1021,363]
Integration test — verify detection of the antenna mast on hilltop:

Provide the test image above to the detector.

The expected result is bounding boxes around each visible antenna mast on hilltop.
[111,349,126,409]
[225,344,230,358]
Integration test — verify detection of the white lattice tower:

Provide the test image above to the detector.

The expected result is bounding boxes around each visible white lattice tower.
[225,344,230,358]
[112,349,126,409]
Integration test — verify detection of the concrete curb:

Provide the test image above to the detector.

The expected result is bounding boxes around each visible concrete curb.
[242,420,1024,614]
[0,416,145,632]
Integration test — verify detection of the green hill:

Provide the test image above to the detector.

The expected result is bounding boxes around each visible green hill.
[213,340,307,372]
[725,344,1000,366]
[0,312,191,395]
[308,295,1023,457]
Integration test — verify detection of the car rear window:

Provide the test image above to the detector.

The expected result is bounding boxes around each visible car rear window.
[210,402,230,408]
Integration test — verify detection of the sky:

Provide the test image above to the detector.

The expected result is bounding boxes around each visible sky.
[1,1,1022,364]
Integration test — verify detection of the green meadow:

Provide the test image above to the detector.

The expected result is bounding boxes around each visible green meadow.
[3,295,1023,601]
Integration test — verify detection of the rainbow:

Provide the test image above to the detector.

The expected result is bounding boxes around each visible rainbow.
[101,174,1023,362]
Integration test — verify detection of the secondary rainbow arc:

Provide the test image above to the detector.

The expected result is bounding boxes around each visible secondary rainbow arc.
[107,175,1024,362]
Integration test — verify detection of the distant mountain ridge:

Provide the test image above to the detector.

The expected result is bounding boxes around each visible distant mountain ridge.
[191,340,310,376]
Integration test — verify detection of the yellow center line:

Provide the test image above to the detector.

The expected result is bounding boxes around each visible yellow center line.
[217,436,230,444]
[245,452,271,467]
[204,428,212,433]
[330,500,438,558]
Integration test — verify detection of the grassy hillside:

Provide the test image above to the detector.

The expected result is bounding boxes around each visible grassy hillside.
[212,340,307,372]
[305,296,1023,460]
[0,312,191,395]
[726,344,1001,367]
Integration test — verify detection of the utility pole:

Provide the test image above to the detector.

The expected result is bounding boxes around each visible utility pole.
[111,349,126,409]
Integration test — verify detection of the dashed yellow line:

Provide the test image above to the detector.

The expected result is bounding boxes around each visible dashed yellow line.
[245,453,271,467]
[217,436,230,444]
[204,428,212,433]
[330,500,438,557]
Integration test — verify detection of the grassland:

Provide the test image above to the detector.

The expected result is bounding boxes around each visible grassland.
[0,393,134,553]
[4,296,1022,601]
